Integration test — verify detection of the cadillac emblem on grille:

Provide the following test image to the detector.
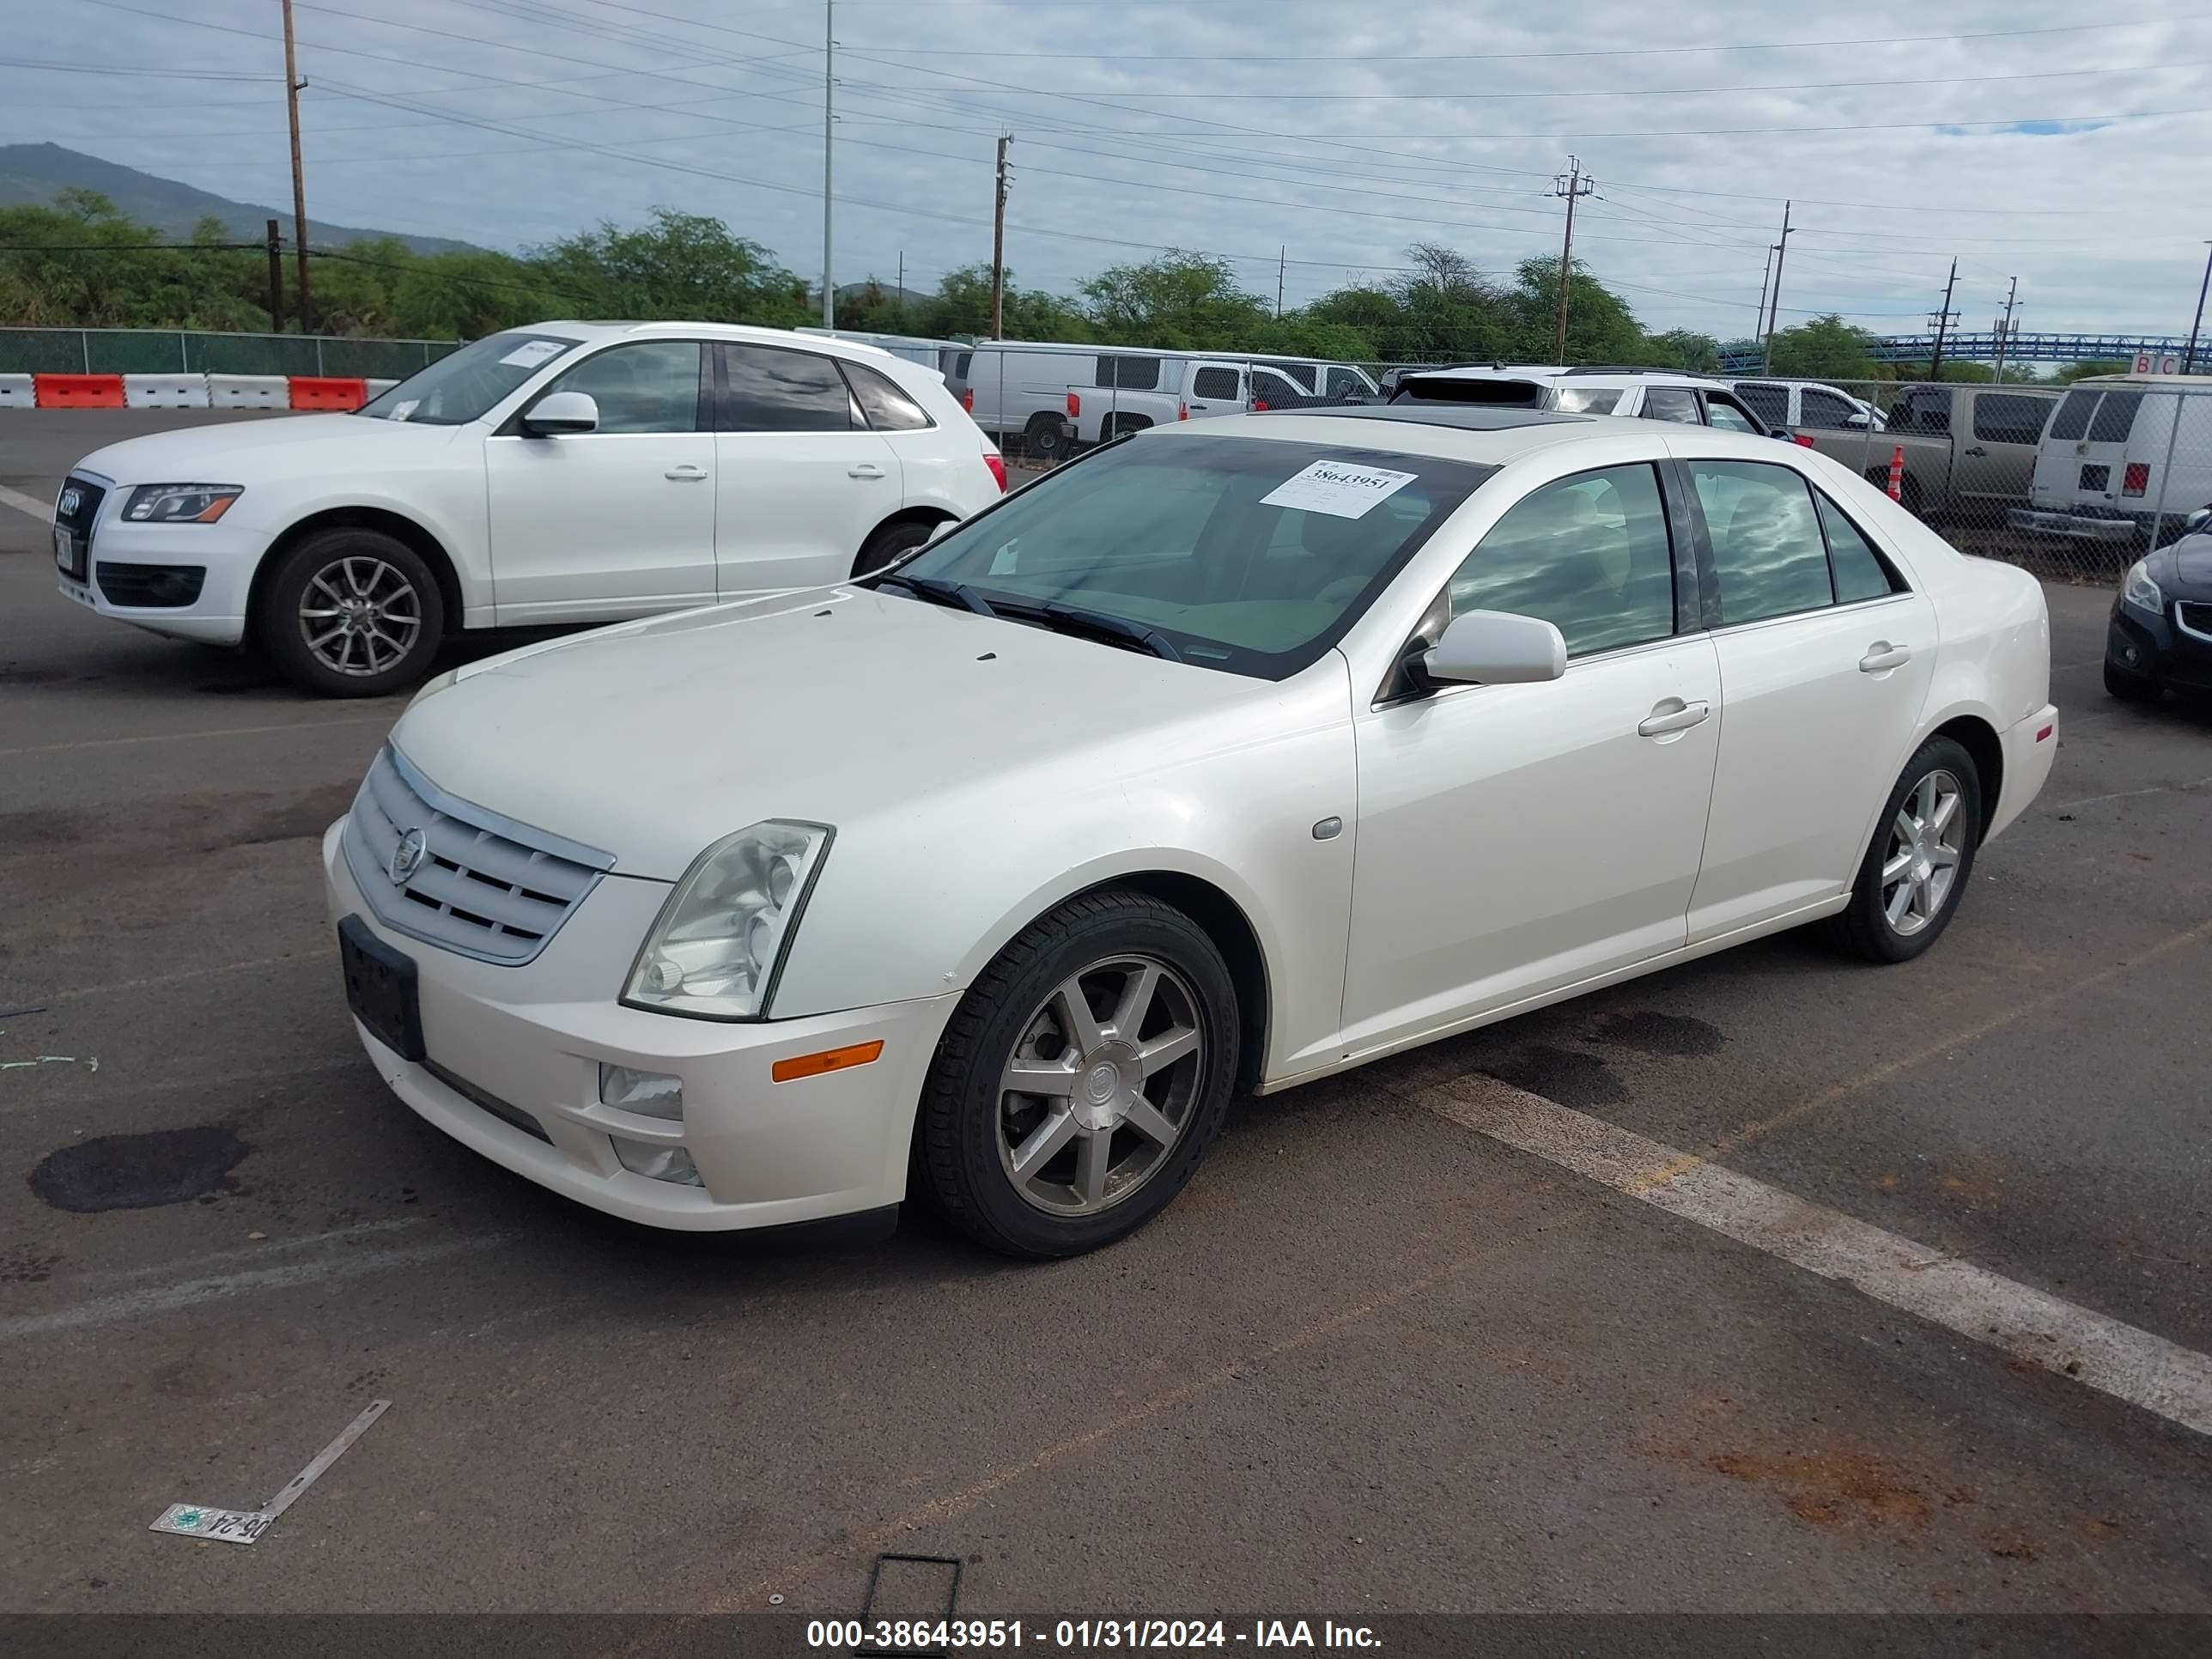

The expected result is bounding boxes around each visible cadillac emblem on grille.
[389,827,428,885]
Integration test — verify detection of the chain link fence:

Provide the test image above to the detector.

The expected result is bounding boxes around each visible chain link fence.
[0,327,459,378]
[951,347,2212,586]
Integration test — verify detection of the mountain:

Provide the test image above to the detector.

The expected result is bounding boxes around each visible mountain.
[0,143,479,255]
[836,280,936,309]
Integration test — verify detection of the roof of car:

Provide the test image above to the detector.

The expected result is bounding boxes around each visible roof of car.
[529,319,899,359]
[1401,363,1723,387]
[1253,405,1589,432]
[1145,406,1790,465]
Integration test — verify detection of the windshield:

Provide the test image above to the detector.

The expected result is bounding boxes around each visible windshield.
[357,331,584,425]
[890,434,1493,680]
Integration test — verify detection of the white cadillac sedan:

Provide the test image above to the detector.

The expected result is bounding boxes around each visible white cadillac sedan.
[54,322,1003,696]
[324,406,2057,1258]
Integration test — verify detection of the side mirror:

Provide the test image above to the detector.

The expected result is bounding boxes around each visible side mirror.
[522,390,599,435]
[925,520,957,545]
[1421,609,1568,687]
[2187,505,2211,534]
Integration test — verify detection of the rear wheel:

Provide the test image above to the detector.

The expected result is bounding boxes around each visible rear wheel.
[256,527,444,698]
[1828,737,1981,963]
[2104,659,2164,702]
[1025,413,1071,462]
[852,518,939,578]
[914,890,1239,1259]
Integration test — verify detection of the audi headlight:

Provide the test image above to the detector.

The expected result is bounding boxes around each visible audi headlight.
[622,822,832,1021]
[2122,559,2165,617]
[122,483,243,524]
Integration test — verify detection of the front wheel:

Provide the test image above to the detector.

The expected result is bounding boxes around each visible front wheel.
[914,890,1240,1258]
[257,528,445,698]
[1828,737,1982,963]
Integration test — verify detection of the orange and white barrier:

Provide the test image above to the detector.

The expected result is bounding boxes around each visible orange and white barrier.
[0,374,33,410]
[287,375,369,410]
[206,374,292,409]
[125,373,211,409]
[34,373,126,408]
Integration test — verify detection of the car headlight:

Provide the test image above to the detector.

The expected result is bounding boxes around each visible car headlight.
[122,483,243,524]
[2122,560,2165,617]
[404,667,458,714]
[622,822,832,1021]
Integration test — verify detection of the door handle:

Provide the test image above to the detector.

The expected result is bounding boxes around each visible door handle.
[1636,699,1711,738]
[1963,446,1988,458]
[848,463,886,479]
[1860,642,1912,673]
[664,465,708,482]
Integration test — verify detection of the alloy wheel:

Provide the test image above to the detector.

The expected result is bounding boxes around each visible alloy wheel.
[298,556,422,678]
[1881,768,1966,936]
[996,954,1205,1216]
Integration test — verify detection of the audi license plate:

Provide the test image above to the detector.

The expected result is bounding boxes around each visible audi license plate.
[338,915,425,1062]
[53,524,84,579]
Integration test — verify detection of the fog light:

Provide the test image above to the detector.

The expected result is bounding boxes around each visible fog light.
[611,1136,702,1186]
[599,1063,683,1120]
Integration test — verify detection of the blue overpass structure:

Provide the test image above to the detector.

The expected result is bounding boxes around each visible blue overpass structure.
[1717,333,2197,374]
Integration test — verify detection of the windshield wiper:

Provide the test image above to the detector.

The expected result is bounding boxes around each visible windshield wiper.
[1033,601,1183,663]
[875,573,997,617]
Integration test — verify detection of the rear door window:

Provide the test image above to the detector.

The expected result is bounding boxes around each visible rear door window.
[2087,391,2144,443]
[1702,394,1761,434]
[1689,459,1834,625]
[1816,491,1901,604]
[1642,386,1701,424]
[1897,386,1953,434]
[720,343,857,433]
[1735,384,1790,427]
[1973,393,2053,446]
[1798,389,1859,428]
[1553,386,1622,414]
[1190,366,1242,400]
[2048,389,2100,441]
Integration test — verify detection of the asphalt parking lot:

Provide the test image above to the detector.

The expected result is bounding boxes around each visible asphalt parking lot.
[3,410,2209,1620]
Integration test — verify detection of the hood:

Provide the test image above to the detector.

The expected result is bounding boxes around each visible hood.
[75,413,458,484]
[2151,532,2212,600]
[392,588,1273,879]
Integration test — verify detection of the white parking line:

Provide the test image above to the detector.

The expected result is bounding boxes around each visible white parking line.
[0,483,52,522]
[0,1231,512,1342]
[1424,1074,2212,1438]
[0,714,392,759]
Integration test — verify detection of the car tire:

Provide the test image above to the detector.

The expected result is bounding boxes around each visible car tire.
[1828,736,1982,964]
[913,888,1240,1259]
[852,518,939,578]
[2104,659,2164,702]
[1026,414,1070,462]
[256,527,446,699]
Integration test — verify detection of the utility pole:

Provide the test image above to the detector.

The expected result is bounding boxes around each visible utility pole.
[2186,242,2212,374]
[1927,257,1959,382]
[821,0,835,328]
[896,249,903,309]
[1277,246,1285,319]
[1551,156,1593,364]
[264,216,285,333]
[280,0,311,333]
[1753,243,1777,344]
[990,132,1011,339]
[1761,199,1792,373]
[1991,276,2019,382]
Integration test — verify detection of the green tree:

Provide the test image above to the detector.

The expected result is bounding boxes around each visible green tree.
[533,207,807,326]
[1761,313,1881,380]
[2056,359,2131,383]
[1080,252,1271,349]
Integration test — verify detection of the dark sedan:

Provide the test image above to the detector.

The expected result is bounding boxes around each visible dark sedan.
[2106,507,2212,702]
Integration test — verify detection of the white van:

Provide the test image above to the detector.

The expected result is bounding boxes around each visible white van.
[794,328,969,372]
[2008,375,2212,544]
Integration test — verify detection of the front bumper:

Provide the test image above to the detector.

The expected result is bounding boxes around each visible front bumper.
[55,506,270,646]
[1987,702,2061,845]
[2107,597,2212,693]
[2008,507,2138,544]
[323,818,958,1231]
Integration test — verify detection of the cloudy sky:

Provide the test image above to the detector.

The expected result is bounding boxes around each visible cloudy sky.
[9,0,2212,343]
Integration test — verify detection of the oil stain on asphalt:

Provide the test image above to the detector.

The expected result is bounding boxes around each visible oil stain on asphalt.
[28,1126,249,1212]
[1587,1010,1727,1056]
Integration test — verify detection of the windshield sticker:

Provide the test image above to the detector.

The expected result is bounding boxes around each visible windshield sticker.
[1261,459,1418,520]
[497,339,567,369]
[988,538,1020,575]
[389,400,419,422]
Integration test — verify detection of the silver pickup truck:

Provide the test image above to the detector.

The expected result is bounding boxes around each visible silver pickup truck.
[1806,384,2059,520]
